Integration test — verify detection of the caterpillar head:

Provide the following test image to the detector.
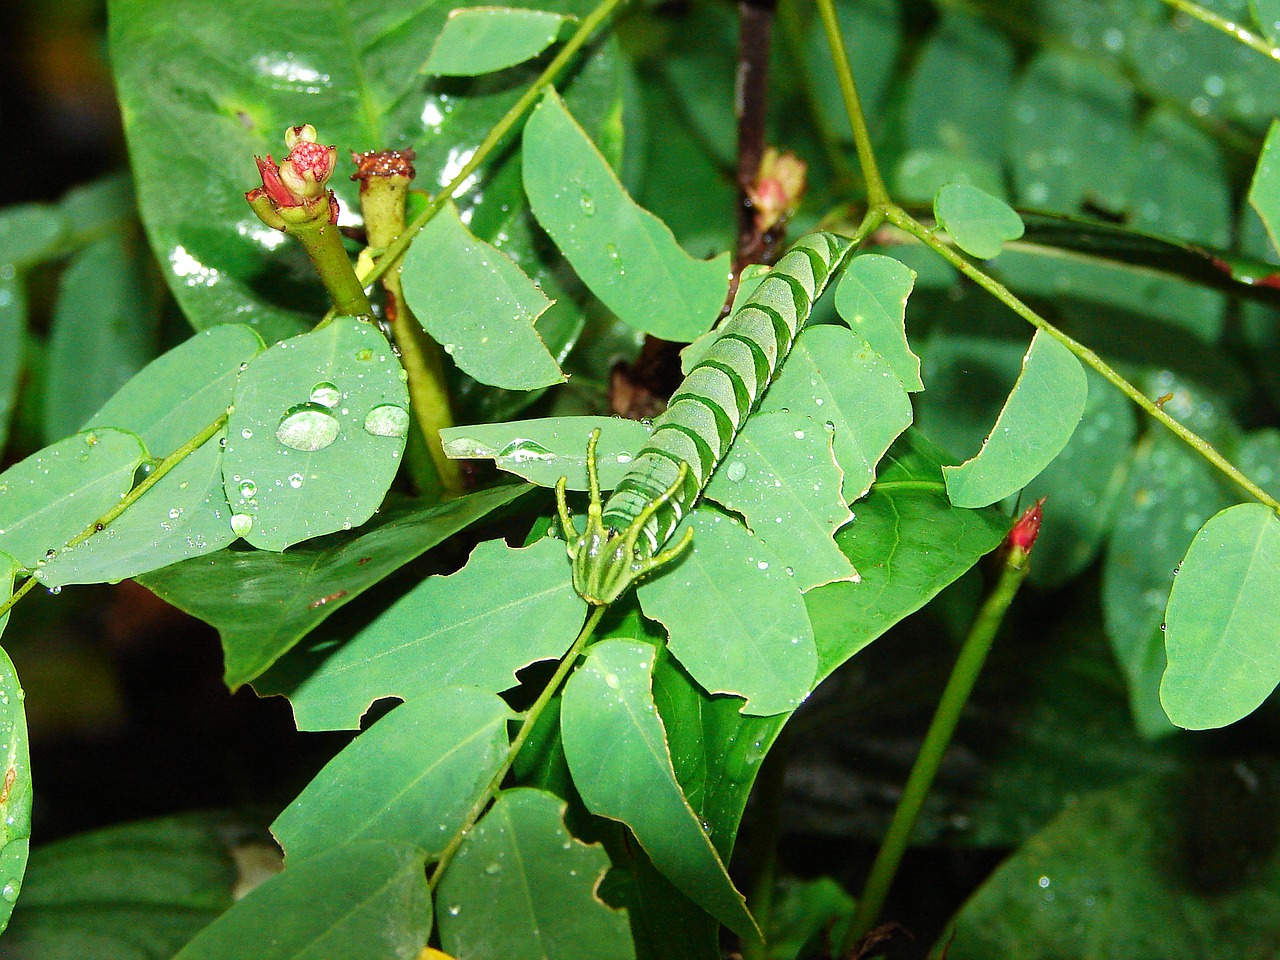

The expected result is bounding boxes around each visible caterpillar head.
[556,429,694,605]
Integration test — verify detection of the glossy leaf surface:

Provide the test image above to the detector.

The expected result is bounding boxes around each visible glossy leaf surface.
[943,331,1087,509]
[0,429,147,570]
[40,325,265,587]
[441,416,651,490]
[424,7,572,76]
[437,788,633,960]
[267,537,583,730]
[0,559,28,935]
[140,483,529,688]
[402,202,562,391]
[174,841,431,960]
[1161,504,1280,729]
[703,412,855,592]
[273,689,511,861]
[934,183,1025,260]
[222,318,408,551]
[523,90,729,342]
[639,509,818,716]
[561,638,758,941]
[833,254,923,391]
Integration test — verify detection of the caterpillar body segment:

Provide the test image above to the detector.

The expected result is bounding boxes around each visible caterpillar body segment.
[557,230,853,605]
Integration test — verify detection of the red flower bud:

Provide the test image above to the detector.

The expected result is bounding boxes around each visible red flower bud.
[747,148,807,232]
[246,125,339,230]
[1007,497,1046,555]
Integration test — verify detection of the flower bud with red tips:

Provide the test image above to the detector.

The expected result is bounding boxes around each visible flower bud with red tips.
[246,125,339,230]
[747,148,807,233]
[1007,497,1046,559]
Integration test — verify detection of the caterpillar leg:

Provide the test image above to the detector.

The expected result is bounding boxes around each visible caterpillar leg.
[557,429,694,605]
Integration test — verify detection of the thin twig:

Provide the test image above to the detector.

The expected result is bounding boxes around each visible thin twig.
[1160,0,1280,64]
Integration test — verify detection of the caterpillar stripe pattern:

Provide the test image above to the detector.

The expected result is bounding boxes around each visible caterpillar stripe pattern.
[556,230,853,605]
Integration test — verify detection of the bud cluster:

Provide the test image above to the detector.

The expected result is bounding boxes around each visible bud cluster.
[246,124,340,231]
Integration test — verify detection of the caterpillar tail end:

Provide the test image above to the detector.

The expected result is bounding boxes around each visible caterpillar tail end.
[557,429,693,606]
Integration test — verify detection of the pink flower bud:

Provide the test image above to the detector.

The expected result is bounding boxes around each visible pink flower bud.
[747,148,807,232]
[246,125,339,229]
[1007,498,1046,555]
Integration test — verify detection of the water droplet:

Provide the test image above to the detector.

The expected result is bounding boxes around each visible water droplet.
[448,905,461,916]
[276,403,341,451]
[168,507,183,520]
[605,672,620,689]
[289,473,304,489]
[230,514,254,537]
[240,428,254,439]
[47,585,62,596]
[726,461,747,482]
[579,192,596,215]
[485,863,502,875]
[238,479,257,499]
[616,452,633,465]
[757,560,769,570]
[310,382,341,408]
[2,882,18,902]
[364,404,410,439]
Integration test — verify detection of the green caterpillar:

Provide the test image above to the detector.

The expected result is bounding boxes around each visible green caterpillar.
[557,230,853,605]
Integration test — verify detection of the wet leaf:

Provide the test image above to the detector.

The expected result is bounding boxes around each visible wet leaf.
[424,7,572,76]
[263,537,583,731]
[441,416,652,490]
[1254,0,1280,43]
[934,183,1025,260]
[437,788,634,960]
[273,688,511,861]
[402,202,562,391]
[704,412,856,592]
[0,429,148,570]
[560,638,758,941]
[523,90,729,342]
[40,325,265,587]
[760,324,913,502]
[0,561,28,936]
[638,508,817,716]
[222,318,408,551]
[1161,504,1280,729]
[139,483,529,688]
[1129,110,1230,248]
[833,254,923,391]
[174,841,431,960]
[1249,120,1280,257]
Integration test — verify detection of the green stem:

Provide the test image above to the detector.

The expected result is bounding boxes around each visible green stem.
[812,0,889,207]
[1159,0,1280,64]
[845,543,1031,948]
[887,207,1280,514]
[290,218,374,318]
[0,411,229,621]
[427,604,608,892]
[362,0,630,295]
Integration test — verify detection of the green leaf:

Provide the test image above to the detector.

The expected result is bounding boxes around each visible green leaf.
[1022,369,1136,588]
[0,593,29,934]
[767,877,854,960]
[945,769,1280,959]
[4,813,249,958]
[522,90,729,342]
[1008,51,1135,213]
[273,689,511,861]
[1249,120,1280,257]
[441,416,652,490]
[39,326,265,588]
[44,231,159,443]
[0,429,148,570]
[0,279,24,454]
[264,537,584,731]
[901,11,1013,169]
[423,7,572,76]
[703,412,856,592]
[174,841,431,960]
[759,325,913,501]
[1129,110,1230,248]
[1254,0,1280,44]
[893,149,1006,205]
[833,253,924,392]
[1103,432,1233,738]
[943,331,1087,509]
[401,202,562,391]
[437,788,634,960]
[139,483,529,688]
[934,183,1025,260]
[806,430,1010,679]
[638,509,817,716]
[1160,504,1280,729]
[223,318,409,552]
[807,0,901,135]
[0,204,65,270]
[110,0,621,343]
[560,638,758,941]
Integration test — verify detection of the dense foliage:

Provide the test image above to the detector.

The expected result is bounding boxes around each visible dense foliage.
[1,0,1280,957]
